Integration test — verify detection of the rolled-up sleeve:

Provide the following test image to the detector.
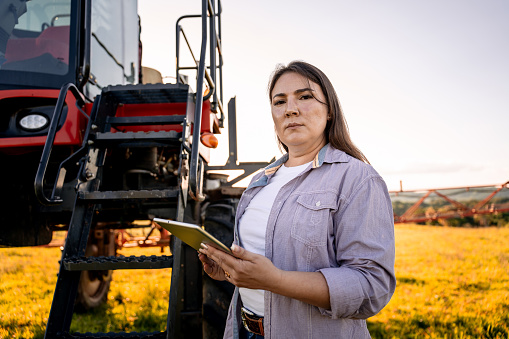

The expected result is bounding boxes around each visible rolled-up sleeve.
[318,175,396,319]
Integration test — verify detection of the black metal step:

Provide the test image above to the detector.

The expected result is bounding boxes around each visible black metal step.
[105,115,186,126]
[63,255,173,271]
[102,83,190,104]
[79,189,179,201]
[56,330,167,338]
[92,131,181,147]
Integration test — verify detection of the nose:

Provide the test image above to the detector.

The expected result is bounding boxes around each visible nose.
[285,98,299,117]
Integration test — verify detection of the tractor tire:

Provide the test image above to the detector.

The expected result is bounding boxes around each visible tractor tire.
[75,229,117,311]
[202,200,237,339]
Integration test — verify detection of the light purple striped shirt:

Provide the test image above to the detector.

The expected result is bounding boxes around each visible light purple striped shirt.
[223,144,396,339]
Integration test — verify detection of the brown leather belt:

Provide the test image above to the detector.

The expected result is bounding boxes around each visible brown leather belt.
[241,307,264,336]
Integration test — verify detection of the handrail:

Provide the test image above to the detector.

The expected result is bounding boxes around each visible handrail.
[207,0,222,109]
[188,0,209,201]
[208,0,217,110]
[217,0,223,104]
[34,83,87,205]
[175,0,224,200]
[175,14,200,85]
[177,27,216,102]
[175,0,224,122]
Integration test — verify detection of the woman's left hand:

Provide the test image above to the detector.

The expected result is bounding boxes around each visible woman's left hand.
[199,243,282,290]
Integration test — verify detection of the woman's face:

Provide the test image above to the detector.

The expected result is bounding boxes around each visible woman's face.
[271,72,328,154]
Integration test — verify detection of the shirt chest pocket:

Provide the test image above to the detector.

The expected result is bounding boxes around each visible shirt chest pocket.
[291,192,338,247]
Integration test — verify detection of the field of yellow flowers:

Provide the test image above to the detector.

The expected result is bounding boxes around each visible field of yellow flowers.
[1,224,508,338]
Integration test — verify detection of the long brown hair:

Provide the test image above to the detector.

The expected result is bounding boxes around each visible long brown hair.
[268,61,369,164]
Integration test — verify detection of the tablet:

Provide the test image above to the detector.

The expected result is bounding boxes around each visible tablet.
[153,218,232,254]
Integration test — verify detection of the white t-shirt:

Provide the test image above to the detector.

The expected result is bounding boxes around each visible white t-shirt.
[238,161,311,316]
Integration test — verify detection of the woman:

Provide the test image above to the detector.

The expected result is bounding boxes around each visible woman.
[199,61,396,339]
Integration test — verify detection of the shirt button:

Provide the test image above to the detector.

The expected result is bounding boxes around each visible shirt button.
[316,201,321,207]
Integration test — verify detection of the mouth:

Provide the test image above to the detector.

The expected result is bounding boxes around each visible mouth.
[286,123,303,129]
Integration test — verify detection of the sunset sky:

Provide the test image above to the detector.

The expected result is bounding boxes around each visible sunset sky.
[138,0,509,191]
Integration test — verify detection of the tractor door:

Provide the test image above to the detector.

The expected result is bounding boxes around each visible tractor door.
[86,0,139,98]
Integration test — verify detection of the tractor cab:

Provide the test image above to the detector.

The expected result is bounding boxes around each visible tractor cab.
[0,0,137,92]
[0,0,75,89]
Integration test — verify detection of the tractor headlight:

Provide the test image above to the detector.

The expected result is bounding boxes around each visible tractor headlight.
[19,114,49,131]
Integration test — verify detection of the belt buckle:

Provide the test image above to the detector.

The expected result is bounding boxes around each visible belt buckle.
[241,307,264,336]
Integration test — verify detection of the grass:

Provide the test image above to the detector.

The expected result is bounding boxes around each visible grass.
[0,244,172,339]
[69,251,172,334]
[368,224,509,339]
[1,224,508,338]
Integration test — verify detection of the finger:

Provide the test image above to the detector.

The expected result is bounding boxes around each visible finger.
[230,244,246,259]
[198,252,212,265]
[198,253,214,269]
[198,253,224,278]
[200,243,235,271]
[198,253,212,272]
[230,244,258,262]
[198,252,208,264]
[203,263,213,275]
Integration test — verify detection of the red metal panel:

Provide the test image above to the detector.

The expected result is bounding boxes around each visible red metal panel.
[0,89,91,152]
[114,100,216,134]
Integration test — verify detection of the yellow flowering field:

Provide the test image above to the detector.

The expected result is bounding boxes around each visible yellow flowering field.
[1,224,508,338]
[368,224,509,338]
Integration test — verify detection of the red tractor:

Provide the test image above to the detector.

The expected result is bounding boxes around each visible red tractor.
[0,0,267,337]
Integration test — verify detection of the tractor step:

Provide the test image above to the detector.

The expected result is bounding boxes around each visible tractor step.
[102,83,190,104]
[93,131,181,146]
[105,115,186,126]
[55,330,167,338]
[63,255,173,271]
[79,189,179,201]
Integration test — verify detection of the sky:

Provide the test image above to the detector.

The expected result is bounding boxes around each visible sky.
[138,0,509,191]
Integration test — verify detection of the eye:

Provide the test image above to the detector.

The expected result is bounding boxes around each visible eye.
[300,94,313,100]
[273,100,285,106]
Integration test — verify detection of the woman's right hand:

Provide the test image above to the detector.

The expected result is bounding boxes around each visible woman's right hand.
[198,252,226,281]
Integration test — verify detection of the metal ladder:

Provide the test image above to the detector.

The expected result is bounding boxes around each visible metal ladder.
[40,83,203,339]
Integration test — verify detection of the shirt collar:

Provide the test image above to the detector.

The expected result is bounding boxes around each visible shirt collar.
[318,143,351,166]
[248,144,351,190]
[264,143,331,175]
